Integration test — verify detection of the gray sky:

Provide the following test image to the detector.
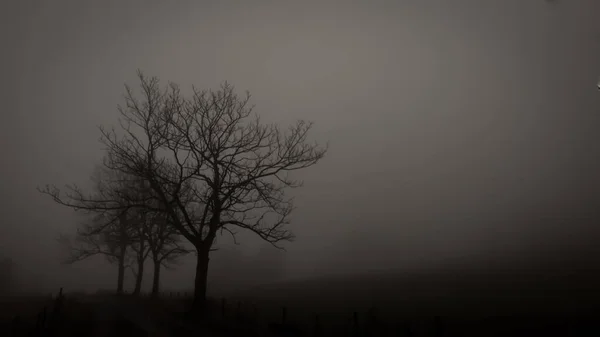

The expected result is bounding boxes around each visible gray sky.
[1,0,600,293]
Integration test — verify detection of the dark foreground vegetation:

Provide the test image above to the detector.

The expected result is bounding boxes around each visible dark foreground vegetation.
[3,269,600,337]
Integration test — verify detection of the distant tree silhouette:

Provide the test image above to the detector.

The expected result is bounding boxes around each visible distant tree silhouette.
[126,179,153,296]
[40,71,326,310]
[51,165,140,294]
[43,161,185,295]
[56,212,131,294]
[146,209,189,297]
[124,174,190,296]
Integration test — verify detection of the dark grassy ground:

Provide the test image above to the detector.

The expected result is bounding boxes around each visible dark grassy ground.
[0,295,54,320]
[2,267,599,336]
[0,295,56,336]
[152,293,600,336]
[231,267,599,316]
[0,294,152,337]
[167,267,600,336]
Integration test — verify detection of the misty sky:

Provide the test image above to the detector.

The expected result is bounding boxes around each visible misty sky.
[1,0,600,293]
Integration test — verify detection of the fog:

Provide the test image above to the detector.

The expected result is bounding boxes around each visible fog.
[1,0,600,295]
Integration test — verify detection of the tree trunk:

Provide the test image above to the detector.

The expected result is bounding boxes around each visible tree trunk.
[192,249,210,312]
[117,213,129,295]
[151,259,161,298]
[133,258,144,296]
[116,250,125,295]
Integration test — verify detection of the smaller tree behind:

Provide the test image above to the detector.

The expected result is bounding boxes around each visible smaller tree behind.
[58,211,134,294]
[146,210,189,297]
[43,163,152,294]
[126,179,154,296]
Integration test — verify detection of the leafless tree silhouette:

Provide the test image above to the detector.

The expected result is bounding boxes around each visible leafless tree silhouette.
[124,179,154,296]
[145,211,189,297]
[57,211,134,294]
[49,165,144,294]
[40,70,327,310]
[47,165,189,296]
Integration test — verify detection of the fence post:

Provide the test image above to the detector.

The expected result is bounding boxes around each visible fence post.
[48,287,65,335]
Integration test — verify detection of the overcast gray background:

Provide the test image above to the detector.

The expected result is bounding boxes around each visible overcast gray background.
[1,0,600,294]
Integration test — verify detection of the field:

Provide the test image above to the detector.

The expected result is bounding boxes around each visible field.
[153,268,600,336]
[1,268,600,336]
[0,292,148,337]
[0,295,54,321]
[227,268,600,335]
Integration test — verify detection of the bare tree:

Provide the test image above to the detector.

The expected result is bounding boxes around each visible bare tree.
[124,179,155,296]
[127,203,189,297]
[44,70,327,310]
[42,160,187,297]
[127,212,150,296]
[146,210,189,297]
[57,211,134,294]
[41,162,152,294]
